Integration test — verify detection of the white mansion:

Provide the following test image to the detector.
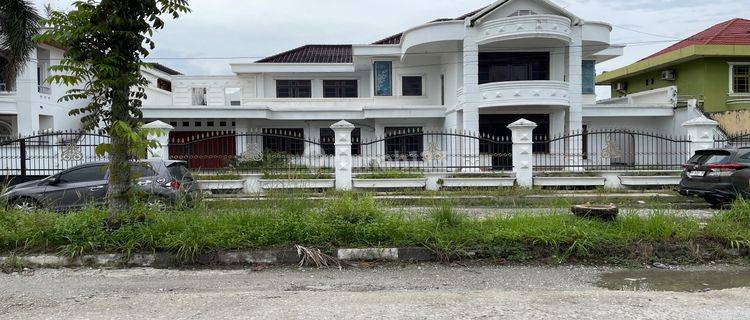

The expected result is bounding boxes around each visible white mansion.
[2,0,701,157]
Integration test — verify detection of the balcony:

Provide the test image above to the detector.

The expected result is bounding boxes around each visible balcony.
[477,80,570,108]
[0,90,18,115]
[476,14,572,45]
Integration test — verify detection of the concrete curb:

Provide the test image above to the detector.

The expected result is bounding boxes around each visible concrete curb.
[0,247,436,268]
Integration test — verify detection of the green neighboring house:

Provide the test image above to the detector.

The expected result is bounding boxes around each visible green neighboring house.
[597,18,750,120]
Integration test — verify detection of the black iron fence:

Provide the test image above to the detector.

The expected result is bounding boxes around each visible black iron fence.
[534,129,691,171]
[0,131,109,178]
[715,131,750,148]
[167,130,333,174]
[353,129,512,172]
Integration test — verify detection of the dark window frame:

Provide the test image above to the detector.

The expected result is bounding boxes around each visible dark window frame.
[384,127,423,161]
[157,78,172,92]
[262,128,305,155]
[478,52,551,84]
[276,80,312,98]
[733,65,749,94]
[401,76,423,96]
[323,80,358,98]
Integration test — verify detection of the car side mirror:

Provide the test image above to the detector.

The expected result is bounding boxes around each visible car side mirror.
[47,177,60,185]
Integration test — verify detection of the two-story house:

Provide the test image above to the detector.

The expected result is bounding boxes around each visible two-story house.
[140,0,628,160]
[596,18,750,134]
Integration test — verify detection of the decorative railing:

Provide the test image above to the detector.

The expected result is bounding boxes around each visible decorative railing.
[476,14,572,45]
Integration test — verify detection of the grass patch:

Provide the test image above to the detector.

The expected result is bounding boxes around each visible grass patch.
[195,173,242,181]
[355,171,425,179]
[0,194,745,264]
[261,170,333,180]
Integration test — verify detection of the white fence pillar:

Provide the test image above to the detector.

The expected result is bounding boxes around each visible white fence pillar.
[682,114,719,158]
[508,119,537,188]
[143,120,174,160]
[331,120,355,190]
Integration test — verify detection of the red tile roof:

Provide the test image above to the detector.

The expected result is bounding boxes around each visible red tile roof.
[256,45,353,63]
[643,18,750,61]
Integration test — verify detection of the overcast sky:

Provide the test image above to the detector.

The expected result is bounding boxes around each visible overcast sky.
[34,0,749,98]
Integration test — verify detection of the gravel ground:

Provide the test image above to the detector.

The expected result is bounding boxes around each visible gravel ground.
[1,264,749,319]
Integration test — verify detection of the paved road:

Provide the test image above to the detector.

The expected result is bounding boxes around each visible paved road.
[1,264,749,319]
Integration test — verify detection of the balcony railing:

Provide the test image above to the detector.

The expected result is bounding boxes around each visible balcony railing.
[477,80,570,107]
[476,14,572,45]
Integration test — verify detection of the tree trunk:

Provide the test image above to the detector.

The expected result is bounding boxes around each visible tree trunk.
[107,80,133,223]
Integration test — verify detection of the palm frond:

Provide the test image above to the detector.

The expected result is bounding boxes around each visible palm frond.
[0,0,41,90]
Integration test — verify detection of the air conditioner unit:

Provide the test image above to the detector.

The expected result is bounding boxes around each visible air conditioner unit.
[615,82,628,92]
[661,70,676,81]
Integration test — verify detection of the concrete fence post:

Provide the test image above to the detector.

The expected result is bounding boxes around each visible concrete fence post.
[682,113,719,159]
[508,119,537,188]
[331,120,355,190]
[143,120,174,160]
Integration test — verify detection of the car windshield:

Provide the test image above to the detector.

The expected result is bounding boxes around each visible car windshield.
[688,151,731,165]
[168,163,194,182]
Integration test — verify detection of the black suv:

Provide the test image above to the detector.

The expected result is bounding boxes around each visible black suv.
[1,160,198,211]
[678,147,750,208]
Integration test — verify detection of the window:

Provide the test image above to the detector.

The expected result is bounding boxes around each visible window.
[207,121,214,127]
[192,87,207,105]
[276,80,311,98]
[582,60,596,94]
[131,164,157,178]
[157,78,172,92]
[323,80,358,98]
[169,121,177,127]
[262,128,304,155]
[58,165,107,183]
[374,61,393,96]
[402,76,423,96]
[194,121,202,127]
[182,121,189,127]
[731,64,749,94]
[508,9,536,17]
[219,121,227,127]
[479,52,550,84]
[320,128,361,155]
[385,127,423,161]
[224,87,242,105]
[440,75,445,105]
[738,152,750,163]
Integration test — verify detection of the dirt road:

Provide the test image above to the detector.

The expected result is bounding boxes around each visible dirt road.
[1,264,748,319]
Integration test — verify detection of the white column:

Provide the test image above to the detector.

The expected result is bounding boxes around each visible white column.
[143,120,174,160]
[462,26,481,170]
[331,120,355,190]
[682,114,719,158]
[508,119,537,188]
[16,48,40,134]
[567,25,584,170]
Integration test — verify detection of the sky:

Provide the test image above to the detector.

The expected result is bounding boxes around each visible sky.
[33,0,749,99]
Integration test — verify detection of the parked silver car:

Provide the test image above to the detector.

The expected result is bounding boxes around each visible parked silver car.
[1,160,198,211]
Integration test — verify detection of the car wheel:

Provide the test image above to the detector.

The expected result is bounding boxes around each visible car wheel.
[11,198,41,212]
[145,197,170,211]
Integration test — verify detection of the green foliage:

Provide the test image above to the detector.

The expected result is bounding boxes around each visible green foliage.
[0,0,41,90]
[36,0,190,214]
[2,195,748,264]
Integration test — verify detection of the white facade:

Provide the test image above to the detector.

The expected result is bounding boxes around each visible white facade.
[0,44,88,137]
[4,0,694,143]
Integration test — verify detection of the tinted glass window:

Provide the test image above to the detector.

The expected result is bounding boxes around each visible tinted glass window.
[323,80,358,98]
[131,164,157,178]
[385,127,423,161]
[58,165,107,183]
[320,128,361,156]
[262,128,305,155]
[688,151,731,165]
[479,52,550,84]
[738,151,750,162]
[402,76,423,96]
[276,80,312,98]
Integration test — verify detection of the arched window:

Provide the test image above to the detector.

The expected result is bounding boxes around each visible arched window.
[0,120,13,141]
[508,10,537,17]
